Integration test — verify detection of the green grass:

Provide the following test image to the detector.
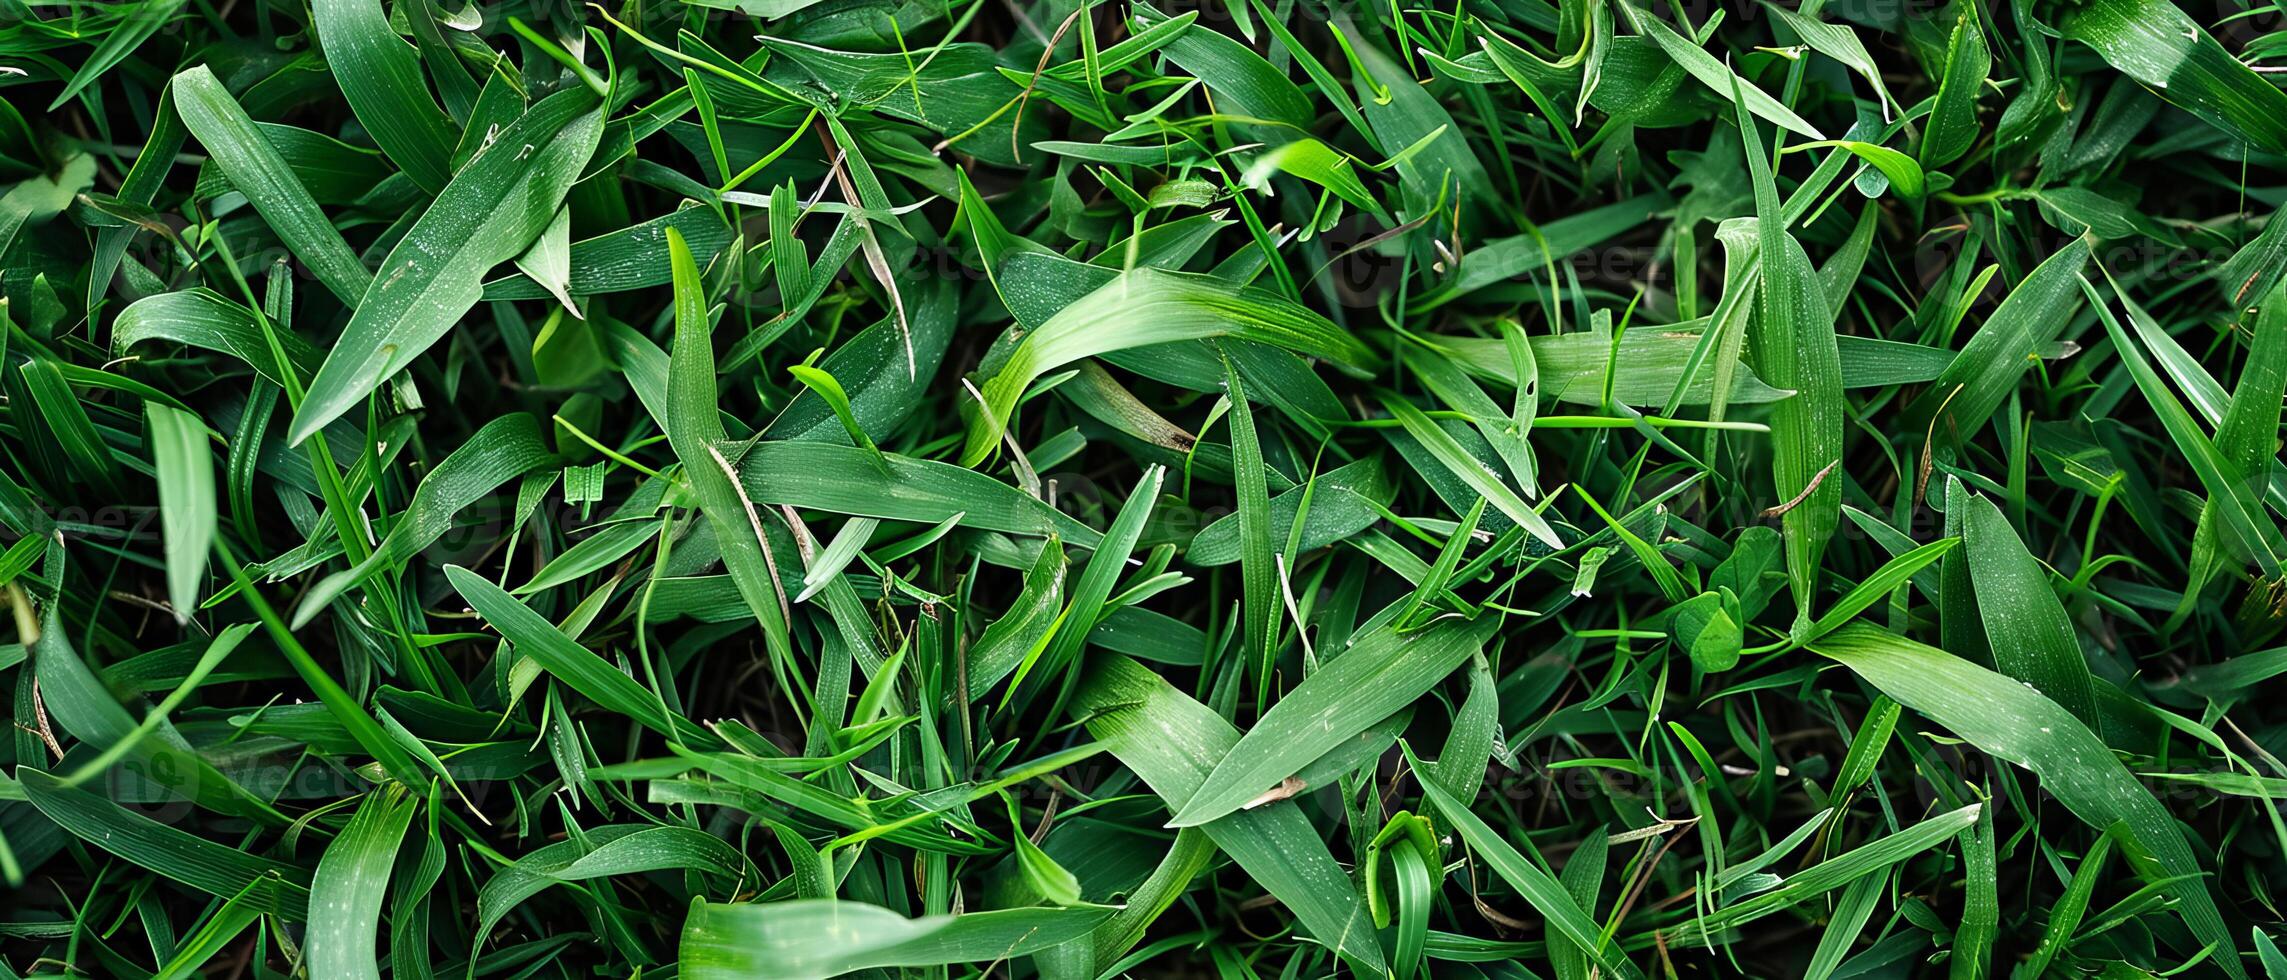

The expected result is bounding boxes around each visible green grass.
[3,0,2287,977]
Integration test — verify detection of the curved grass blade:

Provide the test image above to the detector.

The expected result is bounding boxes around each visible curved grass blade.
[1664,801,1982,945]
[663,224,797,666]
[1378,393,1562,549]
[1222,355,1279,711]
[1004,465,1164,706]
[293,413,557,628]
[1735,79,1843,628]
[959,268,1377,466]
[477,824,756,954]
[445,565,715,746]
[1403,741,1643,980]
[1905,239,2091,458]
[739,441,1098,545]
[114,289,322,389]
[2178,283,2287,610]
[1919,7,1989,169]
[17,769,310,919]
[1623,2,1825,141]
[2090,278,2287,577]
[35,613,280,823]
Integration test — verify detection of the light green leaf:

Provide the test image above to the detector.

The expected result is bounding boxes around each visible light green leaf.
[308,789,417,980]
[145,402,213,622]
[681,900,1112,980]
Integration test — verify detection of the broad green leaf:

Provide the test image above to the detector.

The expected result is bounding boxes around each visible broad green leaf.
[188,121,393,206]
[480,206,737,301]
[1132,2,1310,127]
[1950,803,2000,980]
[1191,457,1395,564]
[1809,624,2246,978]
[312,0,459,192]
[765,283,958,443]
[1668,590,1743,672]
[1242,138,1382,214]
[1958,487,2098,726]
[1792,140,1925,199]
[1920,7,1990,169]
[150,879,275,980]
[1223,355,1279,709]
[1173,614,1496,826]
[1737,85,1843,627]
[2023,833,2114,978]
[681,900,1112,979]
[1802,537,1958,640]
[308,788,417,980]
[2061,0,2287,153]
[1071,655,1387,974]
[173,67,372,304]
[290,89,604,444]
[36,615,279,823]
[514,206,577,315]
[145,402,213,622]
[1353,36,1498,211]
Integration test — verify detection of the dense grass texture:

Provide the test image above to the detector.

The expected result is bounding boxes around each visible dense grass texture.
[3,0,2287,976]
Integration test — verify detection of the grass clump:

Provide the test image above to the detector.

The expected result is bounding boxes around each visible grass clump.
[3,0,2287,976]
